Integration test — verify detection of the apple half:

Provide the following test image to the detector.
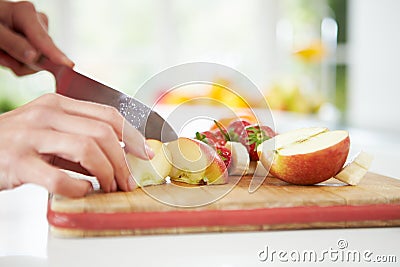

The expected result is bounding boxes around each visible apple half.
[167,137,228,185]
[258,127,350,185]
[126,139,172,187]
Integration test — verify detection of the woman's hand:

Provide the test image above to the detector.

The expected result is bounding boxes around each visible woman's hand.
[0,0,73,75]
[0,93,154,197]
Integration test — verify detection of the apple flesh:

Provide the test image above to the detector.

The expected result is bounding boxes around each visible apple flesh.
[126,139,172,187]
[204,152,229,185]
[167,137,228,185]
[334,151,373,185]
[258,128,350,185]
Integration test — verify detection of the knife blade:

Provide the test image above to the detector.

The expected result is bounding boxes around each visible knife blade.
[35,56,177,142]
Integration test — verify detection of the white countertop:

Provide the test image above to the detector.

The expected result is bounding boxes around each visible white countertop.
[1,111,400,267]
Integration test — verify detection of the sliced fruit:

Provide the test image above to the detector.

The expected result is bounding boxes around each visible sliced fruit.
[215,145,232,168]
[240,125,276,161]
[352,151,373,170]
[195,131,217,147]
[258,127,350,185]
[224,141,250,176]
[273,127,328,148]
[212,120,230,146]
[167,138,209,184]
[204,153,229,185]
[212,130,228,146]
[167,137,227,185]
[334,151,373,185]
[194,129,231,168]
[227,119,251,142]
[126,139,172,187]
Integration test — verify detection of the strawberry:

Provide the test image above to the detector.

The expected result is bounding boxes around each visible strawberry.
[195,131,217,148]
[239,125,276,161]
[212,120,231,146]
[216,145,232,168]
[195,130,231,167]
[212,130,228,146]
[227,119,251,142]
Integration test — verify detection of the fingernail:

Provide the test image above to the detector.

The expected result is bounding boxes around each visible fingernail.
[127,175,137,191]
[24,50,37,62]
[145,142,155,159]
[111,180,117,192]
[61,55,74,67]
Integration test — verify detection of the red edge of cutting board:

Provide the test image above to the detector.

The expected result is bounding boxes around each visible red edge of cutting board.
[47,202,400,231]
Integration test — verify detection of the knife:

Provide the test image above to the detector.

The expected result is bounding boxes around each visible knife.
[35,56,177,142]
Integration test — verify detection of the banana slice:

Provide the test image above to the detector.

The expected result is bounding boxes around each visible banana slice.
[334,151,373,185]
[225,141,250,176]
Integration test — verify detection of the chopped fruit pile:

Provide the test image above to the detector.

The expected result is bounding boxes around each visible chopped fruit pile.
[126,137,228,187]
[124,117,372,188]
[194,118,276,176]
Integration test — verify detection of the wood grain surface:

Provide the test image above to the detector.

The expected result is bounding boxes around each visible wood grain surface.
[48,172,400,237]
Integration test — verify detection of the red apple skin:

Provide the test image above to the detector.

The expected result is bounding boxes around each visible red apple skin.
[270,136,350,185]
[201,141,228,184]
[204,153,229,185]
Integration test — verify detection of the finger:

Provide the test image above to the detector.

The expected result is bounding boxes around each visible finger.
[45,112,131,191]
[19,155,92,198]
[24,95,146,191]
[37,12,48,31]
[123,120,154,160]
[30,129,116,193]
[52,157,91,176]
[37,94,125,139]
[0,23,38,64]
[0,51,37,76]
[11,1,73,67]
[51,94,153,160]
[17,94,151,163]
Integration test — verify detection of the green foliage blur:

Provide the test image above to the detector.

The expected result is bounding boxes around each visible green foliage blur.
[328,0,347,43]
[0,98,17,113]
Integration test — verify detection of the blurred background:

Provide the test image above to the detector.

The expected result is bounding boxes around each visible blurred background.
[1,0,400,134]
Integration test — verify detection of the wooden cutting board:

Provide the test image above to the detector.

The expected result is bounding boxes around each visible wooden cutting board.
[48,172,400,238]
